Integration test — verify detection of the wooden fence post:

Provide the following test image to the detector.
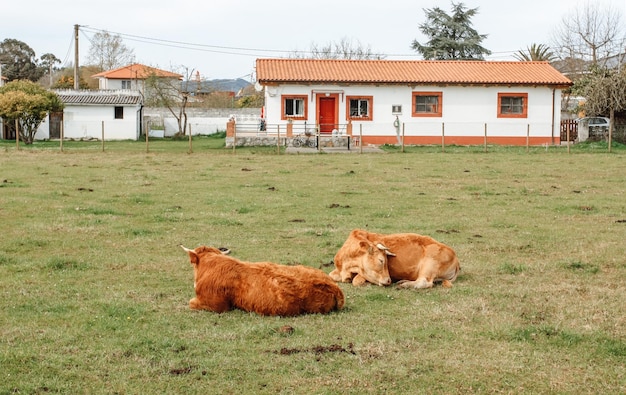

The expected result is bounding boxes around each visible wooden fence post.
[401,122,405,153]
[483,123,488,153]
[359,124,363,154]
[188,124,192,154]
[566,121,571,154]
[60,119,64,152]
[101,121,105,152]
[441,122,445,153]
[277,125,281,154]
[15,119,19,150]
[526,124,530,153]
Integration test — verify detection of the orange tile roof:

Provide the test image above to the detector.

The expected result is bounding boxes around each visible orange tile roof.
[256,59,572,87]
[91,63,183,80]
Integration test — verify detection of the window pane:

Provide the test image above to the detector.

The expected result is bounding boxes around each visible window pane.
[501,97,524,114]
[415,96,438,113]
[349,99,359,116]
[349,99,369,117]
[285,98,304,116]
[360,100,368,116]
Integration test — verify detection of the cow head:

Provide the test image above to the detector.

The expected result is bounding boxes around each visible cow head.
[180,245,230,264]
[180,245,231,289]
[351,240,395,286]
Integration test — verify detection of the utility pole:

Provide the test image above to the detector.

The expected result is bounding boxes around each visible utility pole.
[74,24,79,90]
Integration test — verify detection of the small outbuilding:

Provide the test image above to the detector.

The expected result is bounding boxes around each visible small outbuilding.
[255,59,573,146]
[36,90,143,141]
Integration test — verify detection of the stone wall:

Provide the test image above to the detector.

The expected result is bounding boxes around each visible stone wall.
[225,135,353,148]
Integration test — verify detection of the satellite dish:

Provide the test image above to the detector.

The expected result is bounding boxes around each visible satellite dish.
[254,82,263,92]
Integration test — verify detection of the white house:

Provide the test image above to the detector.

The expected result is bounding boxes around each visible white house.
[91,63,183,97]
[36,90,143,140]
[255,59,573,146]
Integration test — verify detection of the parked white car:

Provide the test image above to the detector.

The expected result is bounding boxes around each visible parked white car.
[577,117,610,138]
[577,116,609,129]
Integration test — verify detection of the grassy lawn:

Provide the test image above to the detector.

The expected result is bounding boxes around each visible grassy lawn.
[1,137,624,394]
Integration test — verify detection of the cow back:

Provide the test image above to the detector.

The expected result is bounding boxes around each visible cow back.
[363,232,460,283]
[190,248,344,316]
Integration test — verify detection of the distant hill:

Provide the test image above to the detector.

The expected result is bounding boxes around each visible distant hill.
[182,78,252,94]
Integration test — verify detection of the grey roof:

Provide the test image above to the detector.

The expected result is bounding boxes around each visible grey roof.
[53,89,143,105]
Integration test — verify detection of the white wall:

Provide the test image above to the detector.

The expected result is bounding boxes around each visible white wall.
[36,104,141,140]
[264,84,562,141]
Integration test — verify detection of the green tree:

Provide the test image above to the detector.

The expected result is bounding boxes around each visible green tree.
[514,44,556,62]
[0,80,64,144]
[39,53,61,87]
[411,2,491,60]
[0,39,44,82]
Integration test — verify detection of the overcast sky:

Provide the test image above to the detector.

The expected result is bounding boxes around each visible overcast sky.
[2,0,625,81]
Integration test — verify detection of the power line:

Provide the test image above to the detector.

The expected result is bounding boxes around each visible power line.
[77,25,624,63]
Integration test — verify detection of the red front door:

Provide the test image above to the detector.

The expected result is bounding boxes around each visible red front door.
[318,96,336,134]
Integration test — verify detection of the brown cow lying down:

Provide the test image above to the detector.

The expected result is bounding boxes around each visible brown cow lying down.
[180,245,345,316]
[330,229,460,289]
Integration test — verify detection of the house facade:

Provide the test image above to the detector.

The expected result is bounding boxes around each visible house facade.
[35,90,143,140]
[255,59,573,146]
[92,63,183,100]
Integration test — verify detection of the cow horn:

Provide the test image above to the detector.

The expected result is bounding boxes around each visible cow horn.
[179,244,194,253]
[376,243,396,256]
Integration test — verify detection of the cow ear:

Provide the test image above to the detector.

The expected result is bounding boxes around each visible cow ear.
[361,241,374,254]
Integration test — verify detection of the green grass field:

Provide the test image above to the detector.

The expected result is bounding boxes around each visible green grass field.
[1,137,624,394]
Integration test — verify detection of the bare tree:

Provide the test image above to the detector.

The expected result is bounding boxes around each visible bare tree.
[86,31,135,70]
[552,2,625,70]
[291,37,385,60]
[574,66,626,150]
[144,67,191,136]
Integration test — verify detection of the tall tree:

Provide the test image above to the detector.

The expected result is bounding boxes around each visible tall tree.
[411,2,491,60]
[291,37,385,60]
[552,2,624,68]
[514,44,556,62]
[0,80,64,144]
[39,53,61,87]
[86,30,135,70]
[0,39,44,82]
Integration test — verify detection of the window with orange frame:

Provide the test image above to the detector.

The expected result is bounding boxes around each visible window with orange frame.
[346,96,373,121]
[412,92,442,117]
[498,93,528,118]
[281,95,308,120]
